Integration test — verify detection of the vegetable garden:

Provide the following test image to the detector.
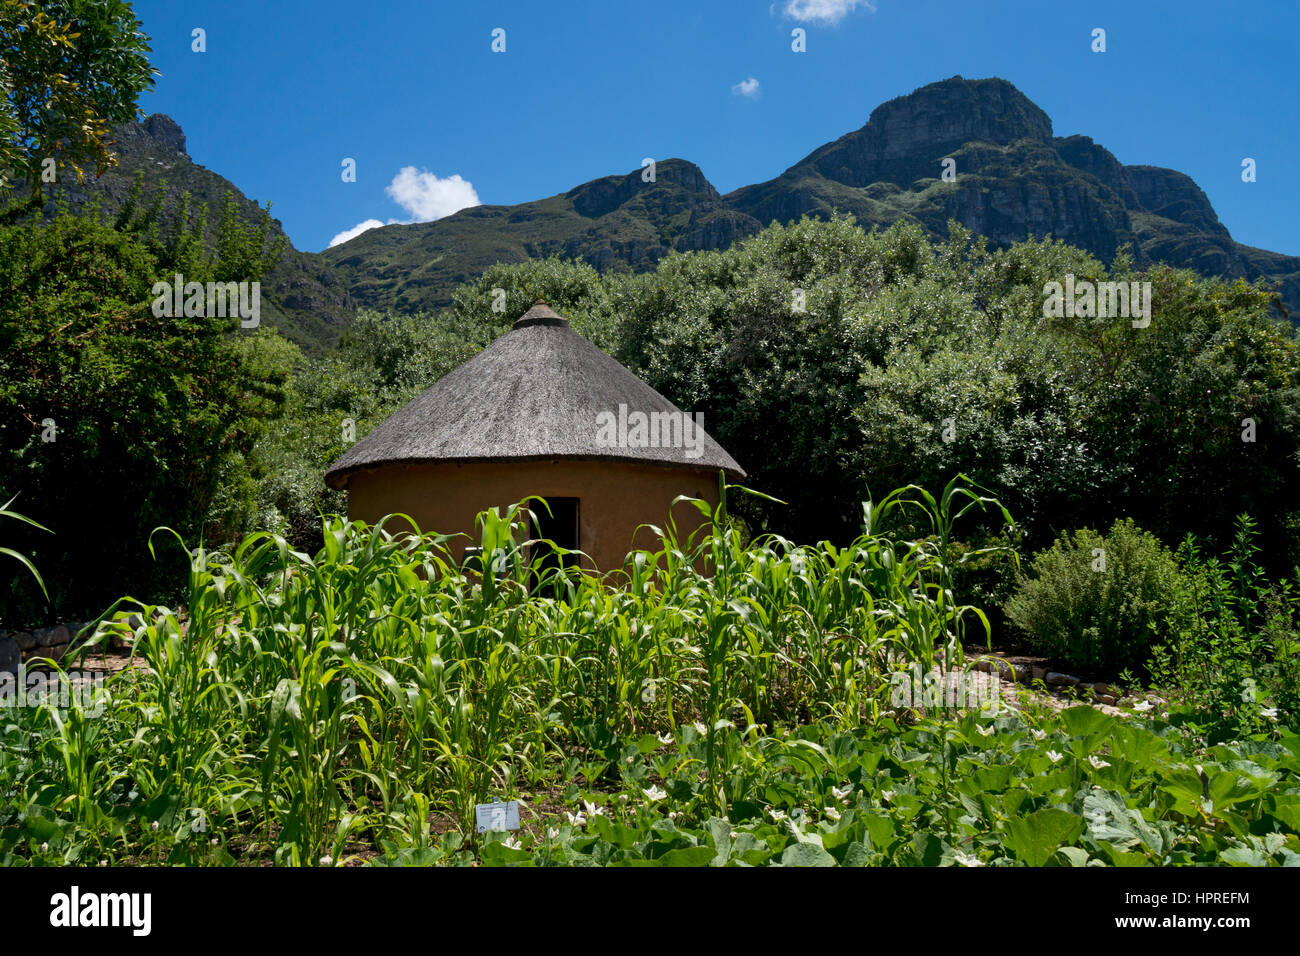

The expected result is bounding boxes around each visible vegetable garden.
[3,479,1298,867]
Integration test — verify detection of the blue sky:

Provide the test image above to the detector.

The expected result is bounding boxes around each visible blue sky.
[129,0,1298,256]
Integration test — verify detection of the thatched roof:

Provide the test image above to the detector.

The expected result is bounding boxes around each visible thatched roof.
[324,302,745,490]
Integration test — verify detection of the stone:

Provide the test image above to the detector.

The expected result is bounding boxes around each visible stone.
[1031,666,1047,682]
[35,624,71,647]
[0,635,18,674]
[12,630,36,651]
[1098,694,1118,705]
[41,643,69,663]
[1093,682,1118,697]
[1045,671,1078,687]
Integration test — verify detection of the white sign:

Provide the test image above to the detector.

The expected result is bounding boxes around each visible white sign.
[475,799,520,833]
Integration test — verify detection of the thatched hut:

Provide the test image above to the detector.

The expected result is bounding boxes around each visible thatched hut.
[324,302,745,571]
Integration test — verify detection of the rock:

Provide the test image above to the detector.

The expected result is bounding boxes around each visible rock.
[1045,671,1078,687]
[12,631,36,651]
[1099,694,1118,705]
[1031,666,1047,682]
[0,635,19,675]
[35,624,71,647]
[43,643,70,662]
[1093,681,1118,697]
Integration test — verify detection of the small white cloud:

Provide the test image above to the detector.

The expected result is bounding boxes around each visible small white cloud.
[783,0,876,26]
[386,166,480,221]
[328,218,385,248]
[328,166,481,248]
[731,77,760,98]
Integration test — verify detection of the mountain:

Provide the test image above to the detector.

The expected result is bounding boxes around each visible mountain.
[12,114,356,350]
[322,76,1300,322]
[321,159,761,313]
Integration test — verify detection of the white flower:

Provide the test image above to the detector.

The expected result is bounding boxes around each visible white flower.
[210,838,218,846]
[150,820,159,831]
[693,721,708,736]
[40,842,49,853]
[823,806,841,821]
[668,811,680,821]
[503,835,521,850]
[657,733,674,746]
[831,785,852,801]
[582,800,606,817]
[881,790,896,802]
[642,785,667,802]
[564,810,586,827]
[955,851,985,867]
[976,724,995,737]
[1046,750,1064,764]
[1031,729,1047,740]
[1088,755,1111,769]
[319,855,333,866]
[767,807,788,823]
[1262,707,1278,721]
[547,827,560,840]
[626,755,635,765]
[1133,700,1153,713]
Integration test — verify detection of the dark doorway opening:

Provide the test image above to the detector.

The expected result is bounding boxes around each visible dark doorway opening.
[530,497,580,581]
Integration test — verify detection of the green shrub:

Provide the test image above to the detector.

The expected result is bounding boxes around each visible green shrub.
[1148,516,1300,736]
[1005,519,1184,674]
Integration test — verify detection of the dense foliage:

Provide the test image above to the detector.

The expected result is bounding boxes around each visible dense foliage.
[0,197,294,623]
[0,0,156,195]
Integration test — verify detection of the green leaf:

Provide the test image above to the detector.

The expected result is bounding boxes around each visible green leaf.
[779,842,837,867]
[1004,808,1084,866]
[1059,706,1113,738]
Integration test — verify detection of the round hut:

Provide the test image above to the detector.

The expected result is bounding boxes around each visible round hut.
[324,302,745,572]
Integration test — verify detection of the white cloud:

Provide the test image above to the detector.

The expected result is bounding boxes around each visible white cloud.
[385,166,480,221]
[783,0,876,26]
[731,77,760,98]
[328,218,385,248]
[327,166,481,248]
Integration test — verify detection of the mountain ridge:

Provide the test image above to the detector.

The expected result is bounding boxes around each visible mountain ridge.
[320,76,1298,322]
[15,75,1297,345]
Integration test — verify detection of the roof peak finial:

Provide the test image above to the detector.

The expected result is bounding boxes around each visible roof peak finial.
[514,299,569,330]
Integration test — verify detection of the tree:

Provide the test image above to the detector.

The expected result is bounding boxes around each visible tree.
[0,0,156,197]
[0,202,292,624]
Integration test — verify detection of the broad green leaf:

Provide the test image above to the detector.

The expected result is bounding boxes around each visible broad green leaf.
[1004,808,1084,866]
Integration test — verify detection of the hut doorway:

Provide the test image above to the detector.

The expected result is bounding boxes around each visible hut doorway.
[531,497,580,577]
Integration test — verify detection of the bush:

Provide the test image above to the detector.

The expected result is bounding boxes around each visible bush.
[1148,516,1300,736]
[1005,519,1184,674]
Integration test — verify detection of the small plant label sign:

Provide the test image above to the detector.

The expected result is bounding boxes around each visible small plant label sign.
[475,799,520,833]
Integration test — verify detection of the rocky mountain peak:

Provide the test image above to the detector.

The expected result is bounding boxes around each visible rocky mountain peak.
[865,76,1054,154]
[565,158,719,219]
[791,76,1054,189]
